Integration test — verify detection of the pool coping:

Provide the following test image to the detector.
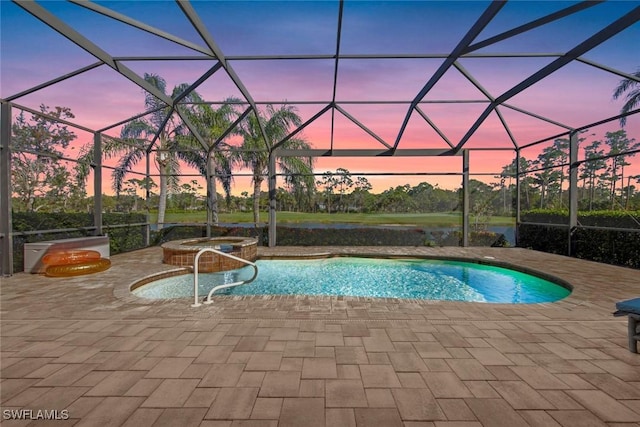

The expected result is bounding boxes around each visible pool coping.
[5,245,640,322]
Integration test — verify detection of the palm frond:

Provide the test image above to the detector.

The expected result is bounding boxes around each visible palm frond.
[613,69,640,127]
[142,73,171,129]
[278,137,314,171]
[74,142,94,187]
[102,137,142,161]
[120,119,153,140]
[112,148,146,194]
[172,83,205,105]
[613,70,640,100]
[621,88,640,111]
[265,105,301,142]
[176,149,206,176]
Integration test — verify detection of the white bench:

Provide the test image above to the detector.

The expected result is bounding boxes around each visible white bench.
[24,236,110,274]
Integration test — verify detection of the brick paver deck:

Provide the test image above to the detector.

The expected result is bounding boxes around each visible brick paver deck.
[1,247,639,426]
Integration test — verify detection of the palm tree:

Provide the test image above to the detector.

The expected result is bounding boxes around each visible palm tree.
[613,68,640,127]
[177,98,241,226]
[106,73,202,228]
[235,105,314,225]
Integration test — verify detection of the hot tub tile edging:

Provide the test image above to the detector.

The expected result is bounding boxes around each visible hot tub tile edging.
[161,237,257,272]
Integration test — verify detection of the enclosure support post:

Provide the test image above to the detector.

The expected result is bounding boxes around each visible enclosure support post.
[515,149,521,247]
[462,150,469,247]
[0,102,13,276]
[145,152,151,245]
[205,153,212,238]
[268,151,277,247]
[93,132,103,236]
[568,130,579,256]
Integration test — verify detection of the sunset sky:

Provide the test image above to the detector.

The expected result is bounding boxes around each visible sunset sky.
[2,0,639,195]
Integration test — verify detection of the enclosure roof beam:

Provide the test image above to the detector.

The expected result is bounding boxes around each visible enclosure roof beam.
[176,0,271,150]
[452,5,640,153]
[501,103,573,130]
[495,108,519,149]
[335,105,392,150]
[69,0,214,56]
[576,57,640,82]
[173,63,223,105]
[519,132,572,151]
[330,0,344,107]
[519,108,640,150]
[453,61,494,101]
[413,107,454,149]
[453,61,518,149]
[329,0,345,152]
[574,108,640,133]
[4,61,104,102]
[145,107,175,153]
[220,52,565,60]
[275,149,457,157]
[172,64,226,152]
[8,102,97,134]
[175,110,208,153]
[167,100,490,106]
[465,1,603,52]
[272,104,333,151]
[393,1,505,149]
[103,53,566,62]
[97,106,167,133]
[113,55,215,61]
[97,135,149,153]
[10,147,87,164]
[15,0,174,108]
[273,171,464,176]
[212,106,254,150]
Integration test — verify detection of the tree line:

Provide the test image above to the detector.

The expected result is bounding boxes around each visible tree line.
[9,70,640,224]
[503,131,640,212]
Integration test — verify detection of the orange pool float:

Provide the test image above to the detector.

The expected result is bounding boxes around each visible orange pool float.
[42,250,101,266]
[45,258,111,277]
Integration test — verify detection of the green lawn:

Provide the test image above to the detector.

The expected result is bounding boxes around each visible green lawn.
[150,211,515,226]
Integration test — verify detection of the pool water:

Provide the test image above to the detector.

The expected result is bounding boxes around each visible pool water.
[133,257,570,303]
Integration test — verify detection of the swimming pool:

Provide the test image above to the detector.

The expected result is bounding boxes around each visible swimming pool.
[132,257,571,303]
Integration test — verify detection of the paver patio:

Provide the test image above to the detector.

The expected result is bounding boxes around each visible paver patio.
[1,246,639,426]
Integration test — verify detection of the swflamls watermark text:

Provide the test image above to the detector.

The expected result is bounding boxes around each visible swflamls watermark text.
[2,409,69,420]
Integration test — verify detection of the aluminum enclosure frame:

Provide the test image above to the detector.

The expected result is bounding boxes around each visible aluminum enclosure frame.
[1,0,640,273]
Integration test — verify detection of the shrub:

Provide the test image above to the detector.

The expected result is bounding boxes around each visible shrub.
[518,210,640,269]
[430,230,509,247]
[574,228,639,268]
[275,227,426,246]
[522,209,640,228]
[517,223,568,256]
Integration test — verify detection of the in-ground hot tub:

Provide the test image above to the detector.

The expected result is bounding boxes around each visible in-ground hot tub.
[161,237,258,272]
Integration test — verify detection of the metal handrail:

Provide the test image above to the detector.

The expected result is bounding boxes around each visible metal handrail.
[191,248,258,308]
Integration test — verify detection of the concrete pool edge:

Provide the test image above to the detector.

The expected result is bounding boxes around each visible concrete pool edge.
[125,251,573,304]
[4,245,629,321]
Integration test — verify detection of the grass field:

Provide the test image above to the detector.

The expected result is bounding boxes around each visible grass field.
[150,211,516,226]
